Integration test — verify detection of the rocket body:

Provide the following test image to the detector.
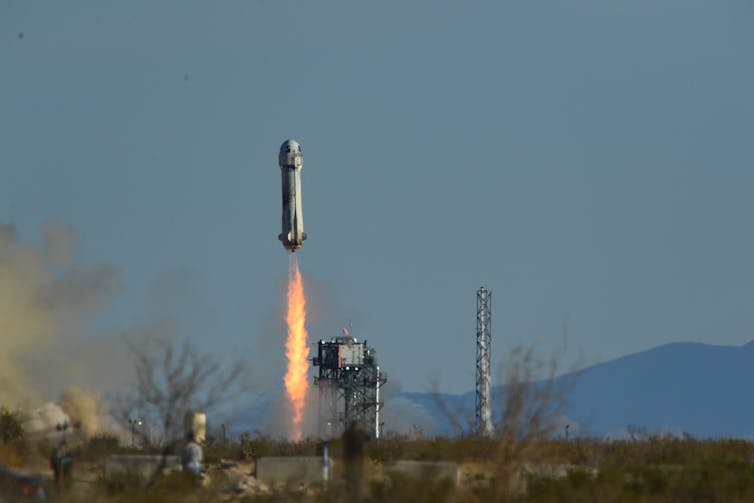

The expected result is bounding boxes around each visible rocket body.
[278,139,307,252]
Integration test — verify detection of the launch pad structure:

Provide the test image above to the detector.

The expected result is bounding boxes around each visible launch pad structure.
[313,334,386,439]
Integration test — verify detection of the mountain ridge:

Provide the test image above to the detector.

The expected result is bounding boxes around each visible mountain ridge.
[400,339,754,438]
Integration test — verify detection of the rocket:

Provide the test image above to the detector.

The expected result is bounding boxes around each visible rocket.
[278,139,307,252]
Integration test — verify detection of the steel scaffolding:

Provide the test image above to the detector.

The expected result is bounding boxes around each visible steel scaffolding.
[313,334,386,439]
[476,287,493,436]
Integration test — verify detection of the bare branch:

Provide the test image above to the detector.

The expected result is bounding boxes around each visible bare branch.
[119,337,249,447]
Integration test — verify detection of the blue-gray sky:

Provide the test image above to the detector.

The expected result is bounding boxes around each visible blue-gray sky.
[1,0,753,394]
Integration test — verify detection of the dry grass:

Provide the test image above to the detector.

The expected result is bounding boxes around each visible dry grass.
[6,434,754,501]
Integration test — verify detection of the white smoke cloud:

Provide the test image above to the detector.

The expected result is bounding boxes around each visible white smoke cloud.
[60,386,122,438]
[25,402,69,436]
[380,378,437,437]
[0,223,126,410]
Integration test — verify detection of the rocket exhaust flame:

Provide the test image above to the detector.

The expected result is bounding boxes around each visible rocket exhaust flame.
[284,254,309,441]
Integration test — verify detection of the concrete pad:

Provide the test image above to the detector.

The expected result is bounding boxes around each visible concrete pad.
[104,454,181,479]
[384,460,460,485]
[255,456,331,484]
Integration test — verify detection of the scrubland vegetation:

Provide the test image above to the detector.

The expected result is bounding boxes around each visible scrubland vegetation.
[2,343,749,501]
[4,418,754,502]
[3,340,754,501]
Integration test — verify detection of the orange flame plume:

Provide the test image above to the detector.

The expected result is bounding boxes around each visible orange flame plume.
[284,255,309,441]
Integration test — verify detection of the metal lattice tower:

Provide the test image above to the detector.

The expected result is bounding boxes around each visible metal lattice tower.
[476,287,493,436]
[313,334,386,439]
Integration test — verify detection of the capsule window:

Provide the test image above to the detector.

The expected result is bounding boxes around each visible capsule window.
[285,146,291,152]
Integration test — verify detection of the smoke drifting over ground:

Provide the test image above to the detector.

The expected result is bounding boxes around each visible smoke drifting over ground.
[260,387,320,440]
[26,386,123,440]
[379,379,436,437]
[0,223,124,409]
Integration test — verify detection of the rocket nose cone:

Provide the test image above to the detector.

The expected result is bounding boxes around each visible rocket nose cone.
[279,139,303,168]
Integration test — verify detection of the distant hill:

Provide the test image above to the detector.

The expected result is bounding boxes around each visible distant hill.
[234,341,754,438]
[402,340,754,438]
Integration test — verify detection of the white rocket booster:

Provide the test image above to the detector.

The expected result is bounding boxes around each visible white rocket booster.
[278,139,307,252]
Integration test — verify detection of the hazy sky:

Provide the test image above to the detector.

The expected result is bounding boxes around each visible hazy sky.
[2,0,753,394]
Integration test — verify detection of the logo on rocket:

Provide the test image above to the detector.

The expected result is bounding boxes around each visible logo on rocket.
[278,139,307,252]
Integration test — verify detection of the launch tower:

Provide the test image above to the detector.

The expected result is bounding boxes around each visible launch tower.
[476,287,493,436]
[313,333,386,439]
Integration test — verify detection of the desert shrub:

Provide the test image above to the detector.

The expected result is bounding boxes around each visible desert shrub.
[0,407,24,444]
[72,434,122,463]
[0,409,40,468]
[203,441,237,464]
[235,432,319,459]
[0,443,24,467]
[90,469,207,503]
[367,471,456,503]
[521,448,754,502]
[366,436,499,463]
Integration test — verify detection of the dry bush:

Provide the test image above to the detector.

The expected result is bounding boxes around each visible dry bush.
[77,469,215,503]
[497,344,574,441]
[365,471,456,503]
[366,436,498,464]
[38,436,754,502]
[119,337,247,447]
[200,432,322,464]
[237,432,320,459]
[70,434,122,463]
[0,443,25,467]
[428,341,576,498]
[0,408,24,445]
[0,409,41,469]
[522,441,754,503]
